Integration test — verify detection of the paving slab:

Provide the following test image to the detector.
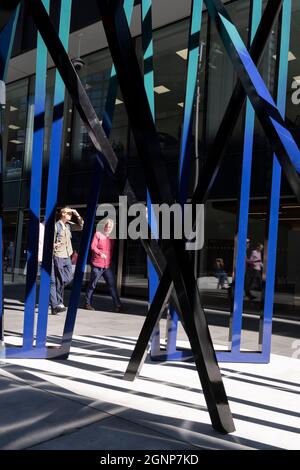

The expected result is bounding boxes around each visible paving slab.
[29,415,196,450]
[0,289,299,450]
[0,375,108,450]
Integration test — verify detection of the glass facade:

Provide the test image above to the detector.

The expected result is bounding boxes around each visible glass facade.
[3,0,300,323]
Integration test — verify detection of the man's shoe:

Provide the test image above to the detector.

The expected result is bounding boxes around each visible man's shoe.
[51,305,66,314]
[57,305,67,312]
[84,304,95,311]
[115,304,124,313]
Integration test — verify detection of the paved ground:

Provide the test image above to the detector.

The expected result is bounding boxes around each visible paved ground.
[0,286,299,450]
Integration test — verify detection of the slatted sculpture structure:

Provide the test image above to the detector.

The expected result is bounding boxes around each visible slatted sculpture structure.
[150,0,294,364]
[0,0,299,433]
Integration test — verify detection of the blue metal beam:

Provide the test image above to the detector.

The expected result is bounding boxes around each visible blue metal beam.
[36,0,72,350]
[22,0,50,351]
[230,0,262,355]
[261,0,292,360]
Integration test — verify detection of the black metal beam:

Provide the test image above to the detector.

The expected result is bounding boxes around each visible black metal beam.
[124,269,173,381]
[96,0,234,434]
[122,0,283,379]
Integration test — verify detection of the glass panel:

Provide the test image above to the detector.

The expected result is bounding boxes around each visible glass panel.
[4,78,29,180]
[70,49,112,169]
[3,211,17,277]
[274,197,300,323]
[65,48,128,204]
[240,3,280,351]
[151,20,190,197]
[122,236,148,299]
[24,70,55,177]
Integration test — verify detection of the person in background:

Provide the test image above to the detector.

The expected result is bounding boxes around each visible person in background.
[5,241,15,273]
[50,207,84,315]
[215,257,228,289]
[85,218,123,313]
[245,242,264,300]
[227,238,251,304]
[244,238,254,299]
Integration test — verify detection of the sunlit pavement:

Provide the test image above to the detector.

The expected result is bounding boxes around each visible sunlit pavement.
[0,296,299,450]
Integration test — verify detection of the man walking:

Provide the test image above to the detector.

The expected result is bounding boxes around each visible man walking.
[50,207,84,315]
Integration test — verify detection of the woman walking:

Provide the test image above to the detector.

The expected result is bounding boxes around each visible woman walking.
[85,218,123,312]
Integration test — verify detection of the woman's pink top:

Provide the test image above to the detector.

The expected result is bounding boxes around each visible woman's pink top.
[90,231,114,268]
